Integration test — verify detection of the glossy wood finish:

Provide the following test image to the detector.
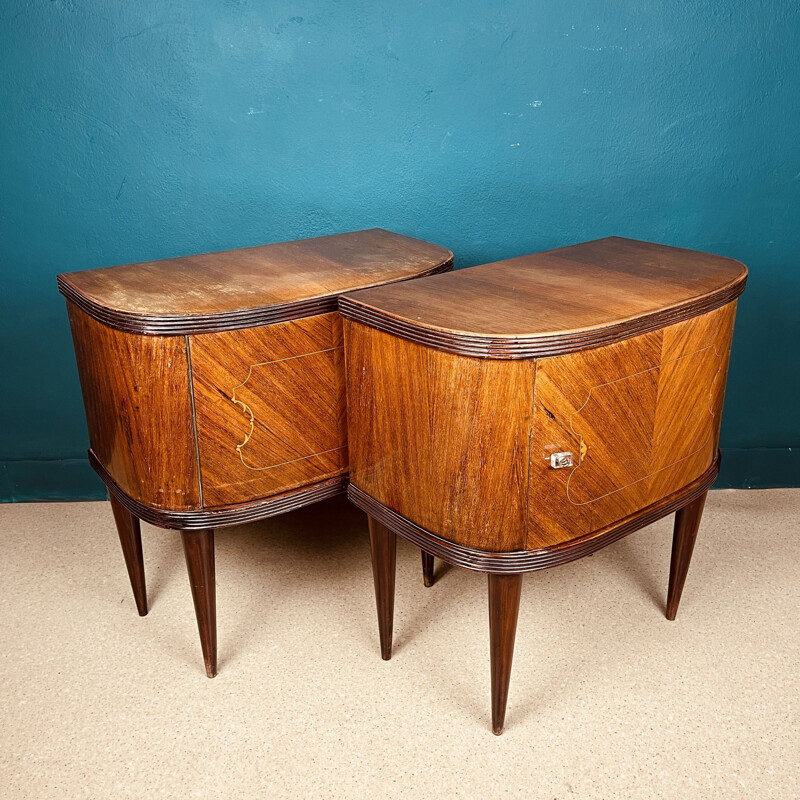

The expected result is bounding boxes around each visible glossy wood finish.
[528,302,736,548]
[421,551,435,588]
[666,490,708,620]
[91,450,348,530]
[189,313,347,507]
[181,529,217,678]
[109,494,147,616]
[349,456,718,573]
[488,573,523,735]
[368,517,396,661]
[61,228,452,677]
[345,304,736,555]
[340,236,746,359]
[67,305,200,510]
[344,321,533,552]
[343,238,744,733]
[63,229,452,520]
[59,229,453,335]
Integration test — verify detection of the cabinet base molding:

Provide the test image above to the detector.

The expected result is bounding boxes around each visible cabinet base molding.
[349,452,719,574]
[89,449,348,531]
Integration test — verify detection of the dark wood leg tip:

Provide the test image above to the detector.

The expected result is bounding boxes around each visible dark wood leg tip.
[488,573,523,738]
[181,529,217,680]
[421,550,435,587]
[666,491,707,622]
[109,495,148,617]
[369,517,397,664]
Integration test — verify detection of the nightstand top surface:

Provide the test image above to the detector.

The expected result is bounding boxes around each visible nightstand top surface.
[339,237,747,359]
[58,228,452,335]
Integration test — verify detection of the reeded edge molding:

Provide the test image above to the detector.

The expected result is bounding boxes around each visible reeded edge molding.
[339,276,745,360]
[88,450,347,530]
[348,454,720,573]
[57,258,453,336]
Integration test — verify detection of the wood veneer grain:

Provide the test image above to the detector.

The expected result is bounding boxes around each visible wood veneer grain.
[339,237,746,359]
[527,302,736,547]
[89,450,348,530]
[67,304,200,510]
[61,229,455,681]
[349,454,719,574]
[344,301,735,553]
[345,237,744,734]
[189,313,347,507]
[58,229,453,335]
[344,320,534,552]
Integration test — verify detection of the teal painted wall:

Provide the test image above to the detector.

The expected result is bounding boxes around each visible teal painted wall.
[1,1,798,500]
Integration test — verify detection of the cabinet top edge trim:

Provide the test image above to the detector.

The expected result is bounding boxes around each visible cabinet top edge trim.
[340,237,745,359]
[57,229,453,335]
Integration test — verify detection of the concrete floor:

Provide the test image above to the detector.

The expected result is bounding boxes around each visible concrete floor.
[0,489,798,799]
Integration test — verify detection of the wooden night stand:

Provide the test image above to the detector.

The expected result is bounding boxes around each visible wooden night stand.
[339,236,747,734]
[58,228,453,677]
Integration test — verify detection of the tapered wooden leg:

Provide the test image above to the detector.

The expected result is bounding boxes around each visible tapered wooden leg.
[109,495,147,616]
[181,529,217,678]
[368,517,396,660]
[666,491,707,621]
[421,550,435,587]
[488,573,523,735]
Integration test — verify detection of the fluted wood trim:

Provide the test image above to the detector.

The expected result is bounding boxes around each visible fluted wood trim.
[58,259,453,336]
[89,449,347,530]
[348,453,720,573]
[338,278,745,360]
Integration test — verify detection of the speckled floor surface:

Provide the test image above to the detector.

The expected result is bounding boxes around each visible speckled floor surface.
[0,489,798,799]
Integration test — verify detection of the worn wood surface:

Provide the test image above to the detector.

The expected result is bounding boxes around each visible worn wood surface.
[62,230,454,681]
[346,302,735,552]
[59,229,453,335]
[346,237,743,735]
[348,458,718,573]
[344,237,741,556]
[340,236,746,358]
[91,452,348,530]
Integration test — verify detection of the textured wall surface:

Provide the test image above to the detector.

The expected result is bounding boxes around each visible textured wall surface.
[1,1,798,499]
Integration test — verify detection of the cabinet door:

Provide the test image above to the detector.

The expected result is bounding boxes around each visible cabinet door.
[527,303,736,549]
[189,313,347,507]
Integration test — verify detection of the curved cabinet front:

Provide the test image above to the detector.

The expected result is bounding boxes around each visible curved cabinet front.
[341,235,745,734]
[344,300,737,557]
[527,301,735,548]
[189,312,348,508]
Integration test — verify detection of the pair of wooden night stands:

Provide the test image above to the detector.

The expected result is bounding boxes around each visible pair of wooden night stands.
[59,228,746,734]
